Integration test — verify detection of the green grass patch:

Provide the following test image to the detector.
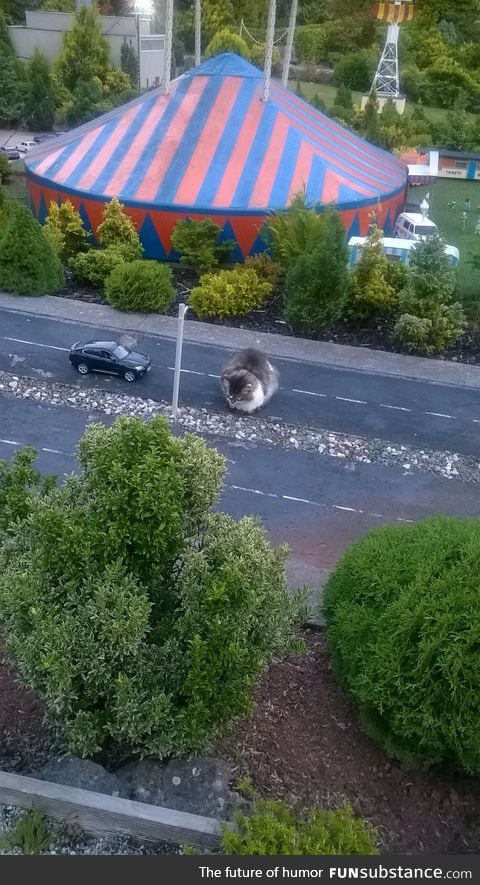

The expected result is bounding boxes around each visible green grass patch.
[408,180,480,316]
[290,81,472,125]
[4,160,28,205]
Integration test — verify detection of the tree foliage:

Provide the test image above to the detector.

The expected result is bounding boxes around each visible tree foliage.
[324,516,480,774]
[0,202,64,295]
[24,48,55,132]
[55,6,110,94]
[0,417,305,756]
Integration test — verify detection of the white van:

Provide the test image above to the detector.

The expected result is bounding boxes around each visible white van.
[394,212,438,241]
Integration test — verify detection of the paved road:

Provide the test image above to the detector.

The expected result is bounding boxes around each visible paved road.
[0,309,479,456]
[1,396,479,608]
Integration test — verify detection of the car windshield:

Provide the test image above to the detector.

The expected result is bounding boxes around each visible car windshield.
[415,225,435,236]
[112,345,130,359]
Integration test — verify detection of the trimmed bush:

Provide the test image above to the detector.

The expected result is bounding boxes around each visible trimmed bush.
[346,227,397,320]
[222,802,378,855]
[0,201,64,295]
[334,52,371,91]
[323,517,480,774]
[69,247,125,287]
[393,303,465,353]
[171,218,235,274]
[44,199,89,263]
[294,25,326,65]
[190,267,272,318]
[248,43,281,70]
[262,192,327,271]
[0,417,305,756]
[244,253,282,287]
[205,28,249,59]
[97,196,143,261]
[105,259,174,312]
[283,208,348,334]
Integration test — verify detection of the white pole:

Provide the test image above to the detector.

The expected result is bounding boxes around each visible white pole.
[194,0,201,67]
[262,0,277,102]
[161,0,174,94]
[281,0,298,88]
[172,302,188,420]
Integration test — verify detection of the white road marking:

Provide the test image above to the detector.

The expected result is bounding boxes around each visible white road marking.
[229,484,278,499]
[292,388,327,398]
[230,485,389,522]
[283,494,317,505]
[379,403,412,412]
[0,438,72,457]
[335,396,367,405]
[3,337,70,352]
[0,438,20,446]
[424,411,456,420]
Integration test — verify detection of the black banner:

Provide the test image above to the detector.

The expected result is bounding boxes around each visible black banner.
[2,855,479,884]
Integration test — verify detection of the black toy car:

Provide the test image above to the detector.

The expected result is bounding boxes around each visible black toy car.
[69,340,151,382]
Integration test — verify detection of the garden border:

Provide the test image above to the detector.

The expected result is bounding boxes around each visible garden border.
[0,770,225,849]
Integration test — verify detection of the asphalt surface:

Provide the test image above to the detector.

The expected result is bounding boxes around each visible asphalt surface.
[0,308,480,456]
[1,396,479,607]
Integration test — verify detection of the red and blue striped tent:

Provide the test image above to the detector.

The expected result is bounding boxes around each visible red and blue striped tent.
[26,53,407,260]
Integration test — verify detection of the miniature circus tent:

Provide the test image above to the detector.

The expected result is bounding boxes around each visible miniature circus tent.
[25,53,408,260]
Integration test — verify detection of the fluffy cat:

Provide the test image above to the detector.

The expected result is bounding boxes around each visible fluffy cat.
[220,348,279,414]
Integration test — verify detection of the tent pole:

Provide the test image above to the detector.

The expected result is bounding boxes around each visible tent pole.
[282,0,298,88]
[262,0,277,102]
[194,0,201,67]
[161,0,174,94]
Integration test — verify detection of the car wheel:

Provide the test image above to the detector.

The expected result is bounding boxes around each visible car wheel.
[124,370,137,382]
[77,362,90,375]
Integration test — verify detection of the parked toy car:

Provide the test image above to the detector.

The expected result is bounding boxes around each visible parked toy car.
[33,133,58,144]
[15,140,37,153]
[394,212,438,241]
[0,146,20,160]
[348,236,460,269]
[69,340,152,382]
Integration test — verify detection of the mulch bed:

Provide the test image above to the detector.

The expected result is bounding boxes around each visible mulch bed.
[56,268,480,367]
[2,632,479,854]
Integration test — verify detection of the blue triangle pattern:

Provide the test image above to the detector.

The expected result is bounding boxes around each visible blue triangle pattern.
[139,214,167,260]
[346,213,361,238]
[247,233,268,257]
[38,194,48,224]
[220,219,242,261]
[78,203,96,243]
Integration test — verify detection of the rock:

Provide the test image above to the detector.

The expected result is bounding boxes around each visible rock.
[34,755,128,798]
[116,757,246,820]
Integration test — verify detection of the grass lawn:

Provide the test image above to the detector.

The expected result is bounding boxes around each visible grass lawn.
[407,180,480,315]
[290,80,471,125]
[4,160,28,205]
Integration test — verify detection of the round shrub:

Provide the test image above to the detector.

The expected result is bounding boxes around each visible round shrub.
[334,51,371,91]
[205,28,249,59]
[105,260,174,313]
[0,201,64,296]
[190,267,272,318]
[222,802,378,856]
[244,253,282,287]
[323,517,480,774]
[0,417,304,757]
[69,247,126,287]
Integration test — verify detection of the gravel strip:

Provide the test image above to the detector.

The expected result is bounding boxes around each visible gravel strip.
[0,370,479,483]
[0,805,181,855]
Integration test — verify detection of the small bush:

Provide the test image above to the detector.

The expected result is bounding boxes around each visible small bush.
[262,192,326,271]
[105,260,174,313]
[244,253,282,287]
[171,218,234,274]
[97,197,142,261]
[283,208,348,334]
[222,801,378,856]
[346,227,397,321]
[0,417,305,756]
[324,516,480,774]
[190,267,272,318]
[393,302,465,353]
[69,247,125,287]
[0,201,64,295]
[335,52,371,91]
[205,28,249,59]
[0,153,11,185]
[248,43,281,70]
[0,810,52,855]
[0,447,56,538]
[44,199,89,263]
[295,25,326,65]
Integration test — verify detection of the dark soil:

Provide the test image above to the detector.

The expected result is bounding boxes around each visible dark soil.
[56,267,480,367]
[217,631,480,855]
[2,631,480,853]
[0,641,55,774]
